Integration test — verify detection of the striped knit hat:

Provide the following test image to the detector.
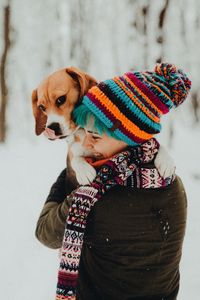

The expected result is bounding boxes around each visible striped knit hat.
[74,63,191,146]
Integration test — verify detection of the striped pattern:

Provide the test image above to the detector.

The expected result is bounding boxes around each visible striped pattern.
[81,63,191,146]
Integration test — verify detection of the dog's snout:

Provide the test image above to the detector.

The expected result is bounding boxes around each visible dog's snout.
[47,122,62,136]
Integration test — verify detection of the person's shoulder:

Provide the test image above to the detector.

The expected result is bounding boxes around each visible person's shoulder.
[113,174,184,195]
[168,175,186,193]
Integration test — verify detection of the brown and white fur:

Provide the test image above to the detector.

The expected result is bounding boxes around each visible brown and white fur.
[32,67,175,185]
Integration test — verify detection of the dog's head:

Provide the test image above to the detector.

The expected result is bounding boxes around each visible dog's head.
[32,67,97,139]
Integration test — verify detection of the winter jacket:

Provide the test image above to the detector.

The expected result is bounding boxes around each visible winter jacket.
[35,164,187,300]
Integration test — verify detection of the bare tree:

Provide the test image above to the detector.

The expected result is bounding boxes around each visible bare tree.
[0,5,11,143]
[156,0,169,63]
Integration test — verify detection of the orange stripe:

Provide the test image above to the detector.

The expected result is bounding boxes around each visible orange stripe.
[142,71,171,101]
[124,74,162,116]
[90,86,153,140]
[85,157,110,167]
[113,77,160,123]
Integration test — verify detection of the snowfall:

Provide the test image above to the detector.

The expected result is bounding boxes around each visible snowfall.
[0,0,200,299]
[0,115,199,300]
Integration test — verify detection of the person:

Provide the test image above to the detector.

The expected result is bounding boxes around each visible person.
[35,63,190,299]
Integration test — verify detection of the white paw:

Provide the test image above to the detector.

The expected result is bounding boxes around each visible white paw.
[155,145,176,178]
[72,158,97,185]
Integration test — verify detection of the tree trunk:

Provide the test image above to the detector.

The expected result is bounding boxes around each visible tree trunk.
[0,5,10,143]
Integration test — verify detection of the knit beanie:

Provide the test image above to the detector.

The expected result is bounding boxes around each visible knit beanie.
[74,63,191,146]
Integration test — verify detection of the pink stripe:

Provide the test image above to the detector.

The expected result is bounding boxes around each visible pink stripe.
[87,92,147,144]
[58,272,78,287]
[126,73,169,114]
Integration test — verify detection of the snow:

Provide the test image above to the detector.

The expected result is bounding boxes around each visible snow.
[0,138,66,299]
[0,125,200,300]
[1,0,200,298]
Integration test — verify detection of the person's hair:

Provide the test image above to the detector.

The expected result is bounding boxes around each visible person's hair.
[73,104,120,139]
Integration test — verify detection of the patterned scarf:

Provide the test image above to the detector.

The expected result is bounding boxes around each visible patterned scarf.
[55,138,174,300]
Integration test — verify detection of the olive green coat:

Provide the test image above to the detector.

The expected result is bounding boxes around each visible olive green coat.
[35,166,187,300]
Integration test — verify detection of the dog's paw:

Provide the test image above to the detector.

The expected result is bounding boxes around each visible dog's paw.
[72,158,97,185]
[155,145,176,178]
[76,162,97,185]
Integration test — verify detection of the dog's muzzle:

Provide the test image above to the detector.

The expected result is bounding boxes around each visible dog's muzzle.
[47,122,62,136]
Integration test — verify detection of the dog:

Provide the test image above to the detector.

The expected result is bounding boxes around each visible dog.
[32,67,175,185]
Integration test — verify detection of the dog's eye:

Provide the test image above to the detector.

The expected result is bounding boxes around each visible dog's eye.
[38,104,46,112]
[56,95,66,107]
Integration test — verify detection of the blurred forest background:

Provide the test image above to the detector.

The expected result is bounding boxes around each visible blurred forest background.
[0,0,200,143]
[0,1,200,300]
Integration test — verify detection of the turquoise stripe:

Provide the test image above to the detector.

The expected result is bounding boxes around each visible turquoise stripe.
[83,95,139,146]
[114,129,139,146]
[135,73,173,108]
[83,96,113,128]
[105,79,161,132]
[150,74,171,94]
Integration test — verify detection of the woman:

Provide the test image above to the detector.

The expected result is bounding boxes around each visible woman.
[35,63,189,299]
[35,133,187,300]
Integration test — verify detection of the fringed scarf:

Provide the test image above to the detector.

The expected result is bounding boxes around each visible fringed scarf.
[56,138,174,300]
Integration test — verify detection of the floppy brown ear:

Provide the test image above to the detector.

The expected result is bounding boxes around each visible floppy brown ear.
[31,89,47,135]
[66,66,97,98]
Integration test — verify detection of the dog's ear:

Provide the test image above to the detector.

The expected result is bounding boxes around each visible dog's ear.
[32,89,47,135]
[66,66,97,98]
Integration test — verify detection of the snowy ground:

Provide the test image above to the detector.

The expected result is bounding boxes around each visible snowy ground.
[0,125,199,300]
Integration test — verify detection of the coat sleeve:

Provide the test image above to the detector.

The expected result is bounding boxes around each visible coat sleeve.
[35,169,74,249]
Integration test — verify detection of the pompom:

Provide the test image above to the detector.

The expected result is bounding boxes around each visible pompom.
[154,63,192,107]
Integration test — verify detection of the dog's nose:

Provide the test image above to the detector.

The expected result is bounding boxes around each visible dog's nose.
[47,123,62,136]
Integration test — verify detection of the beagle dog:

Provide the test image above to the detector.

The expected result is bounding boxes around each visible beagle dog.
[32,67,175,185]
